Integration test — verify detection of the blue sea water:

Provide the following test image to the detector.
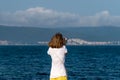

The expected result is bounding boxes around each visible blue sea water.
[0,45,120,80]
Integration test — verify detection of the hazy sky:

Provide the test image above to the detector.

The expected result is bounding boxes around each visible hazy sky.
[0,0,120,27]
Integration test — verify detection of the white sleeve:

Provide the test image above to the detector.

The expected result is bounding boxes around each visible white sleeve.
[47,47,51,55]
[64,46,67,54]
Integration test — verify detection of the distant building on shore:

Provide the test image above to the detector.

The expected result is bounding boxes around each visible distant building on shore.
[0,40,9,45]
[67,38,120,45]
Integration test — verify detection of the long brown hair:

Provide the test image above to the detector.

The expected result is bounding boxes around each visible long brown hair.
[48,33,67,48]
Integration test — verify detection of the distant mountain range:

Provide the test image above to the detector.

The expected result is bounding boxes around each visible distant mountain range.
[0,25,120,44]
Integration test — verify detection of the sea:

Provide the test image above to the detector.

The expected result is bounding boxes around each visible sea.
[0,45,120,80]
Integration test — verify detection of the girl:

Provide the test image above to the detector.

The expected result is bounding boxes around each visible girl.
[47,33,68,80]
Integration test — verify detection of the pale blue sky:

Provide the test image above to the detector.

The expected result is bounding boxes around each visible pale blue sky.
[0,0,120,27]
[0,0,120,15]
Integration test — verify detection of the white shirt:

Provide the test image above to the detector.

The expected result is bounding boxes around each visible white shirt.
[47,46,67,78]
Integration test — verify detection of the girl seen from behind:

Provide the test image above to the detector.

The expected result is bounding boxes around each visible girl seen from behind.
[47,33,68,80]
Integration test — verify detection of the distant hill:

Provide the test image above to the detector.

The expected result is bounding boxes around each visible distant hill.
[0,25,120,44]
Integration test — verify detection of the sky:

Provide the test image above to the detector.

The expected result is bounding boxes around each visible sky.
[0,0,120,27]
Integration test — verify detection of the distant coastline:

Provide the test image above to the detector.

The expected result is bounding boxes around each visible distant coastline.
[1,25,120,46]
[1,38,120,46]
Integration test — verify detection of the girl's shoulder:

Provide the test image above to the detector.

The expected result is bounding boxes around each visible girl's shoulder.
[50,45,66,49]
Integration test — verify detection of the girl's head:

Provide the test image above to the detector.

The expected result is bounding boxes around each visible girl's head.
[48,33,67,48]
